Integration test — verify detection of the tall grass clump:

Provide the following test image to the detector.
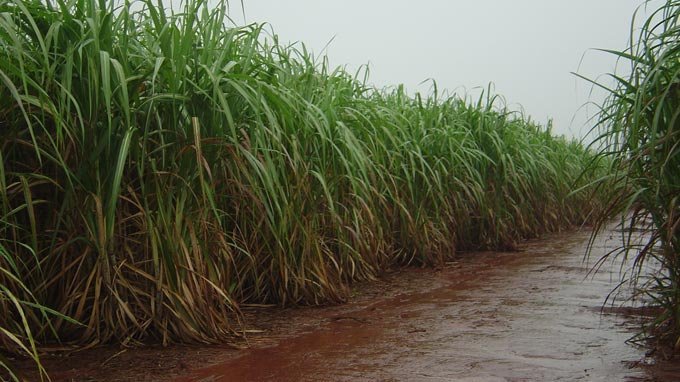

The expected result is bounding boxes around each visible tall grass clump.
[0,0,604,377]
[586,0,680,350]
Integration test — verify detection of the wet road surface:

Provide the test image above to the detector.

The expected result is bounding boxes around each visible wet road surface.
[174,228,656,382]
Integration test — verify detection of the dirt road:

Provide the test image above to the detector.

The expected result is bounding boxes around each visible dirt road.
[172,228,661,382]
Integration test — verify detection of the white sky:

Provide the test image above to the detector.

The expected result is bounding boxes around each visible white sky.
[221,0,661,141]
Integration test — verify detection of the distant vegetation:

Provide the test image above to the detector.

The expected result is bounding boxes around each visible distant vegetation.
[586,0,680,351]
[0,0,605,379]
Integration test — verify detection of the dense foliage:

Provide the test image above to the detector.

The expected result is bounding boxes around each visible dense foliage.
[0,0,604,379]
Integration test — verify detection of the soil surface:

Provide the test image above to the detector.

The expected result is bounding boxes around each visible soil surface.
[16,227,680,381]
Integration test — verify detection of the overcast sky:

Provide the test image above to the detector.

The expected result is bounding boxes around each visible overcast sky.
[223,0,661,140]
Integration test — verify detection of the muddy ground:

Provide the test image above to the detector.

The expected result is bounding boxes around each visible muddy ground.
[13,227,680,381]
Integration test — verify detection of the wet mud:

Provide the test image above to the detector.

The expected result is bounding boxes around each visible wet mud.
[171,228,667,382]
[31,228,679,381]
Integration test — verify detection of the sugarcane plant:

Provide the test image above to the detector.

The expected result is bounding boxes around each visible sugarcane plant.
[0,0,606,379]
[585,0,680,350]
